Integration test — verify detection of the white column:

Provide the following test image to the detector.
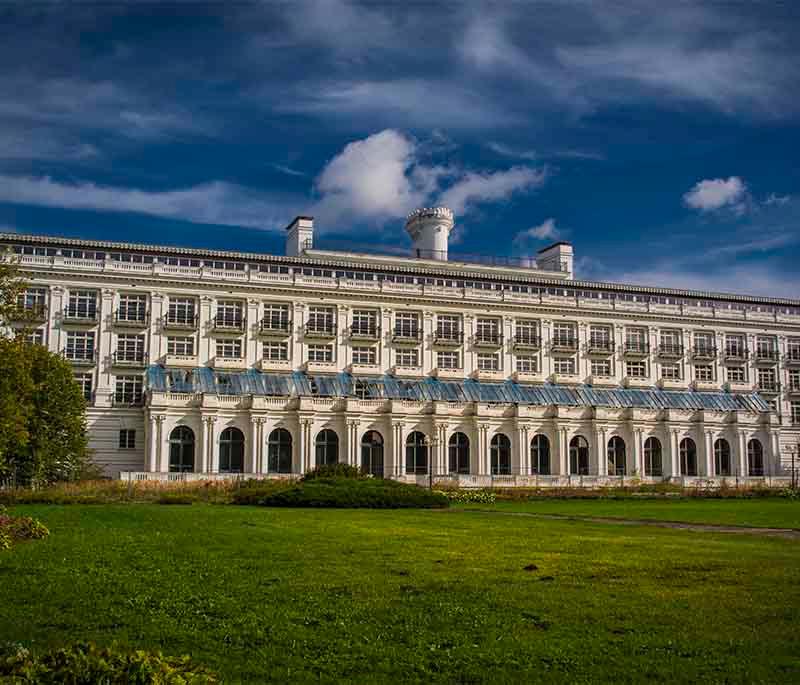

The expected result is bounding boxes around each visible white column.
[437,423,448,476]
[704,430,714,477]
[149,293,167,361]
[423,311,434,375]
[147,415,158,472]
[296,419,307,473]
[560,427,569,475]
[770,431,781,476]
[517,426,528,475]
[502,316,514,380]
[633,429,643,477]
[292,303,305,371]
[463,315,476,377]
[250,418,260,474]
[208,417,219,473]
[155,416,165,472]
[597,428,607,476]
[381,308,393,373]
[670,430,681,478]
[396,422,406,476]
[199,296,214,365]
[247,299,260,367]
[737,431,748,477]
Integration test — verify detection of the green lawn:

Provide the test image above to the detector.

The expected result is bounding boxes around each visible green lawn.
[464,497,800,529]
[2,504,799,683]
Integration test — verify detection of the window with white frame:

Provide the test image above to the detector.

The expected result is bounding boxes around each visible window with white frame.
[396,347,419,367]
[626,361,647,378]
[755,335,777,359]
[515,319,539,345]
[116,334,145,362]
[724,333,746,358]
[114,375,143,404]
[25,328,45,346]
[307,344,333,363]
[661,363,681,380]
[552,322,576,346]
[17,287,46,312]
[307,306,335,334]
[694,364,714,382]
[394,311,420,338]
[591,359,612,376]
[74,373,92,401]
[476,318,501,343]
[352,346,376,366]
[119,429,136,449]
[167,336,195,356]
[727,366,747,384]
[263,341,289,361]
[553,357,576,375]
[66,290,97,319]
[516,355,539,374]
[693,332,716,354]
[436,314,461,341]
[65,331,95,361]
[437,350,460,369]
[789,369,800,391]
[589,325,612,350]
[659,329,682,352]
[216,338,242,359]
[117,293,147,322]
[625,327,648,352]
[757,367,778,390]
[215,300,244,327]
[477,352,500,371]
[792,401,800,424]
[787,338,800,362]
[263,303,290,331]
[351,309,378,336]
[167,297,196,325]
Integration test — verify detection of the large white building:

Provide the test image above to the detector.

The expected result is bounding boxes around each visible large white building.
[4,207,800,486]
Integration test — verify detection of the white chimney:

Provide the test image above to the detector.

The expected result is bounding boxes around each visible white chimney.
[285,216,314,256]
[405,207,454,261]
[536,241,574,279]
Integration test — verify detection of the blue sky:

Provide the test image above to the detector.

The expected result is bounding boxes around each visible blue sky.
[0,1,798,297]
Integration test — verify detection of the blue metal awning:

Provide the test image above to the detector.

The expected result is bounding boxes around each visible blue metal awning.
[146,366,771,413]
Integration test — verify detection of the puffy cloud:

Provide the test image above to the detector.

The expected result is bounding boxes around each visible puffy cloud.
[522,218,559,241]
[764,192,791,206]
[683,176,747,212]
[437,166,547,215]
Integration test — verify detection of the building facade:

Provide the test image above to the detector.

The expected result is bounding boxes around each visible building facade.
[3,207,799,486]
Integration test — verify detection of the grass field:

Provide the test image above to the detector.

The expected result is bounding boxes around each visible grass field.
[471,497,800,529]
[2,503,799,683]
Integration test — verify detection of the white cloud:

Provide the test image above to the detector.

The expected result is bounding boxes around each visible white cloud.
[683,176,747,212]
[764,193,791,206]
[514,218,560,244]
[487,142,537,161]
[437,166,547,215]
[270,163,307,178]
[0,175,295,230]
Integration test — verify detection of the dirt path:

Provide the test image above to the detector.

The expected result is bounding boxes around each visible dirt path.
[455,508,800,539]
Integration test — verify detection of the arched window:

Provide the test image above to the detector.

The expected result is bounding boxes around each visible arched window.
[569,435,590,475]
[714,438,732,476]
[219,427,245,473]
[361,430,384,477]
[747,439,764,477]
[490,433,512,475]
[168,426,195,473]
[267,428,292,474]
[448,432,470,474]
[644,437,662,477]
[405,431,428,475]
[530,434,550,475]
[607,436,626,476]
[315,429,339,467]
[680,438,697,476]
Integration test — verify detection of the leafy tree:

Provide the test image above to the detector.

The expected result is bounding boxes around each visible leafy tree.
[0,248,29,326]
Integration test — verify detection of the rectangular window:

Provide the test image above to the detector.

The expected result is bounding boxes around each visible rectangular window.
[215,300,244,328]
[437,351,460,369]
[724,333,746,358]
[65,331,95,361]
[74,373,92,401]
[263,303,291,331]
[114,375,143,405]
[477,352,500,371]
[25,328,45,346]
[394,312,420,339]
[307,306,335,334]
[66,290,97,319]
[792,401,800,425]
[626,361,647,378]
[589,325,612,350]
[167,297,196,325]
[396,347,419,367]
[727,366,746,383]
[625,327,647,353]
[476,318,501,344]
[591,359,612,376]
[553,357,576,375]
[789,369,800,391]
[788,339,800,363]
[119,429,136,450]
[552,322,576,347]
[756,335,777,360]
[307,344,333,363]
[216,338,242,359]
[17,287,47,312]
[694,364,714,382]
[117,294,147,322]
[352,346,377,365]
[516,355,539,374]
[659,329,682,352]
[436,314,461,342]
[757,367,778,391]
[167,336,195,356]
[116,334,145,362]
[661,363,681,380]
[351,309,379,336]
[263,341,289,361]
[515,319,539,345]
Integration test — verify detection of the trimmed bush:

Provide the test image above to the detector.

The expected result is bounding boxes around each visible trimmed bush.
[301,463,365,481]
[229,478,296,505]
[0,505,49,550]
[0,641,217,683]
[254,477,449,509]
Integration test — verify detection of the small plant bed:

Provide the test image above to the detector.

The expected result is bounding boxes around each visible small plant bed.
[0,505,49,550]
[0,641,217,683]
[247,477,449,509]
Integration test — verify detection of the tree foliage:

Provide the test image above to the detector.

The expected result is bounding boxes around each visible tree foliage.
[0,255,90,484]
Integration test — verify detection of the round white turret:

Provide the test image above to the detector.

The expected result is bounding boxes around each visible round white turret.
[404,207,455,261]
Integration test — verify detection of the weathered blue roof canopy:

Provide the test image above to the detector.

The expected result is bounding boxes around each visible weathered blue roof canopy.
[146,366,771,414]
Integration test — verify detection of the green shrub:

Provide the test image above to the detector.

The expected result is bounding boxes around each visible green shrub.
[301,463,365,482]
[229,478,296,505]
[0,506,49,550]
[155,493,195,505]
[256,477,449,509]
[0,641,217,683]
